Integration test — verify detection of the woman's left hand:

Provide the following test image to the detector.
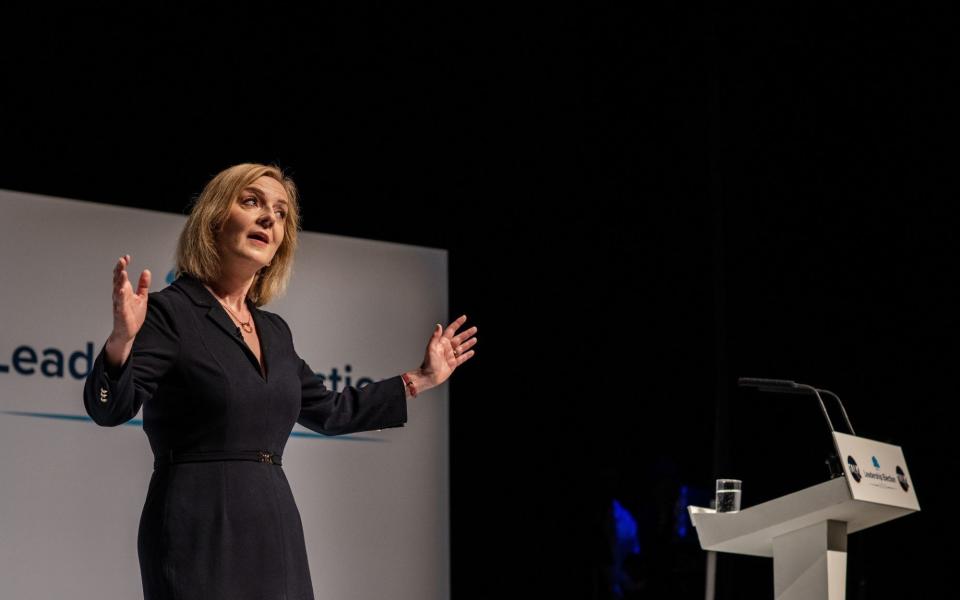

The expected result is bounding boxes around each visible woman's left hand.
[419,315,477,387]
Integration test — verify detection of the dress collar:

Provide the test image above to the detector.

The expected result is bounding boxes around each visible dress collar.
[172,272,271,381]
[172,272,258,311]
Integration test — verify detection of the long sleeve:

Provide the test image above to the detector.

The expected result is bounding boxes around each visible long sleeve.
[83,292,181,426]
[275,314,408,436]
[295,358,407,435]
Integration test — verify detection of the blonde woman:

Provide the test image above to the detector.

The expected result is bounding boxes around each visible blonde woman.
[83,163,476,599]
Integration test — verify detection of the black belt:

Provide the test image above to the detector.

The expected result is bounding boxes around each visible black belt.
[154,449,282,469]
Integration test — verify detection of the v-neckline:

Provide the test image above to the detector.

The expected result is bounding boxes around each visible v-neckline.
[209,295,269,383]
[246,298,269,382]
[180,275,271,384]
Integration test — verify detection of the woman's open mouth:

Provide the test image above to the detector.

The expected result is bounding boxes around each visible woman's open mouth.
[247,232,270,246]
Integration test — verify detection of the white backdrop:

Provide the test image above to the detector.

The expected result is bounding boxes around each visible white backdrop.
[0,189,449,600]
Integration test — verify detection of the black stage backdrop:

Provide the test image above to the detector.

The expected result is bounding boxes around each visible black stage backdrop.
[3,3,956,599]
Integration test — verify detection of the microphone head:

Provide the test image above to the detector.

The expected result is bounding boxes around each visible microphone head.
[738,377,799,389]
[738,377,812,394]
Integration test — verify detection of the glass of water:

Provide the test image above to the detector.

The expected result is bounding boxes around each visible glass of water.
[716,479,742,513]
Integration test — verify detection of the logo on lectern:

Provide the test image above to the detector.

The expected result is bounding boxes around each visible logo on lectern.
[896,466,910,492]
[847,456,862,483]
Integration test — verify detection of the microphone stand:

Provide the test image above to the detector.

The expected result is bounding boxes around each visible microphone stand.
[738,378,855,479]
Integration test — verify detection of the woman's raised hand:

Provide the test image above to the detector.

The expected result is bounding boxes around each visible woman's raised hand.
[112,254,151,340]
[104,254,151,370]
[419,315,477,387]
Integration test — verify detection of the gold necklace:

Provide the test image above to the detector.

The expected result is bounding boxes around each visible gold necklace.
[205,284,254,333]
[221,301,254,333]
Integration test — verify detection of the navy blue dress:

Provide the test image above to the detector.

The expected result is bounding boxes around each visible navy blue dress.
[83,273,408,600]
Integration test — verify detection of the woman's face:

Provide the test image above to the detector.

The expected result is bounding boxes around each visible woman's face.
[216,175,288,274]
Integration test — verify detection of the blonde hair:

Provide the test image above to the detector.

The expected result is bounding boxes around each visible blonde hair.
[175,163,301,306]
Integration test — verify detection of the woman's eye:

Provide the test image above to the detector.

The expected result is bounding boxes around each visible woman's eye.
[242,196,285,218]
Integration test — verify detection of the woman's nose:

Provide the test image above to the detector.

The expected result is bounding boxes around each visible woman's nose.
[257,211,275,227]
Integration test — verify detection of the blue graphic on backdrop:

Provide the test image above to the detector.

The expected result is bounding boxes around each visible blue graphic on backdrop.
[0,409,384,440]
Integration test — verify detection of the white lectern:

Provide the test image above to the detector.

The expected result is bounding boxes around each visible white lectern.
[688,432,920,600]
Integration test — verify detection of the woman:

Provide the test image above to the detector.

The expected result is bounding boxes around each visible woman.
[82,162,476,600]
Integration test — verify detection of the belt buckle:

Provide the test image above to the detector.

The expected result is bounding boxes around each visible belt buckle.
[259,451,274,464]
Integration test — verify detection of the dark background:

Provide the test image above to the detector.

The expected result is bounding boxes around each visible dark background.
[3,3,955,598]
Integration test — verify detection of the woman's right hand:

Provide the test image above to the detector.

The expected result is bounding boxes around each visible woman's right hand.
[104,254,151,370]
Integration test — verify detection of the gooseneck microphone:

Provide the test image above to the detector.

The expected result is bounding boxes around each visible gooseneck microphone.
[738,377,856,479]
[737,377,856,436]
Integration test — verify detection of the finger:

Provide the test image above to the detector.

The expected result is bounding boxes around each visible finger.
[116,255,129,280]
[456,337,477,353]
[452,325,477,344]
[117,269,130,294]
[456,350,475,366]
[137,269,151,297]
[444,314,467,337]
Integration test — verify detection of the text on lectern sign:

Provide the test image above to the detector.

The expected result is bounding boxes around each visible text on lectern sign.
[833,431,920,511]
